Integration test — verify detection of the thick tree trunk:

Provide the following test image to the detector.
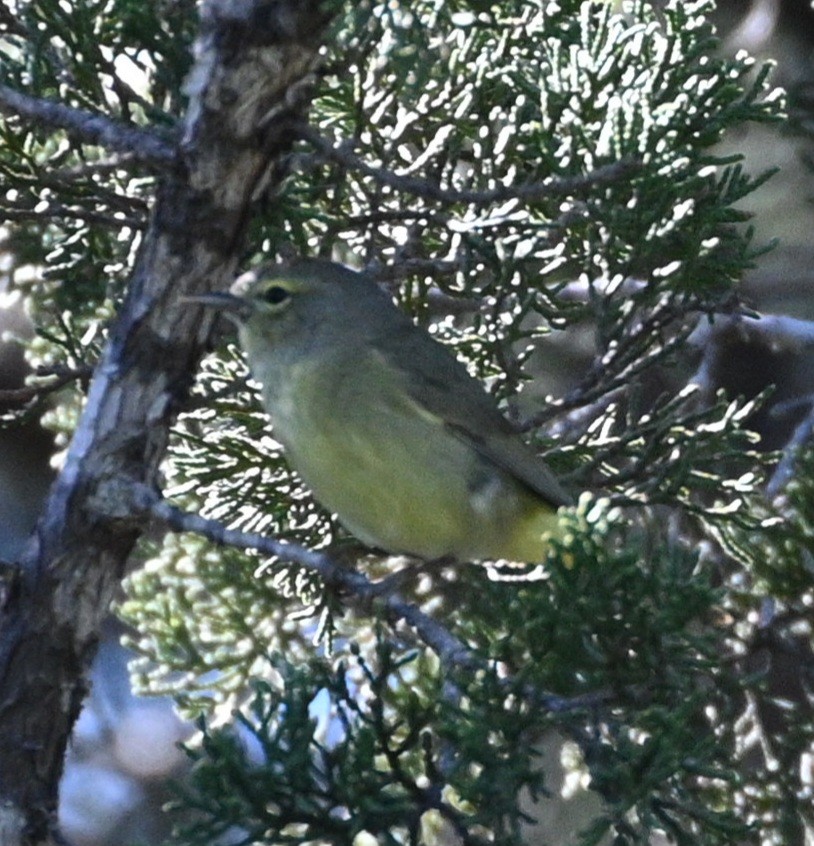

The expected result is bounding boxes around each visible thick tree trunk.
[0,2,332,842]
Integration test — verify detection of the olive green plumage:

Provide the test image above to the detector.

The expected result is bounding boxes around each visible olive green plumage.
[198,259,571,562]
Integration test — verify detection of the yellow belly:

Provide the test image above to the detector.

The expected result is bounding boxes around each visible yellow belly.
[278,389,558,562]
[248,346,561,563]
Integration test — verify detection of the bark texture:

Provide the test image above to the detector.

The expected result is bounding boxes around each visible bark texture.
[0,2,332,841]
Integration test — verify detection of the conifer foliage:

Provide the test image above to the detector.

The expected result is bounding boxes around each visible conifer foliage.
[1,1,810,844]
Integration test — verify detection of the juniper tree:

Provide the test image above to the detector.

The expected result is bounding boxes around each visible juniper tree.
[0,1,810,845]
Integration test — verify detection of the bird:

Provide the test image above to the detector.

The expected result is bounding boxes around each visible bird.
[193,259,572,563]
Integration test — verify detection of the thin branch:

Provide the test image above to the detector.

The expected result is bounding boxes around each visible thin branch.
[327,209,451,228]
[47,154,154,181]
[0,364,92,409]
[0,84,177,167]
[367,257,461,282]
[129,483,483,671]
[0,203,145,230]
[299,124,639,206]
[126,483,604,714]
[544,299,703,422]
[37,173,150,215]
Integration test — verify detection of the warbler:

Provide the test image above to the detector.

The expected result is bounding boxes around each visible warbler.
[194,259,572,562]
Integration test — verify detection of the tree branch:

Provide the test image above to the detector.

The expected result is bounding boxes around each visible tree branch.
[0,84,177,167]
[0,202,146,230]
[129,484,485,672]
[299,125,639,206]
[0,364,92,411]
[123,483,604,715]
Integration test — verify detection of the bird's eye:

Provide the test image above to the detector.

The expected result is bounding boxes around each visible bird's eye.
[262,285,291,307]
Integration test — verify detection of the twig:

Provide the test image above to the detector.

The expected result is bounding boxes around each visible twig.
[0,203,145,230]
[0,84,177,167]
[136,487,484,669]
[128,484,604,713]
[47,155,155,181]
[0,364,93,409]
[130,484,481,668]
[366,257,461,282]
[299,125,638,207]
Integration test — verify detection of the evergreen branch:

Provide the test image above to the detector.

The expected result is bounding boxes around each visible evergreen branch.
[368,257,462,282]
[130,484,484,671]
[299,124,639,206]
[127,484,603,714]
[0,84,176,167]
[536,299,708,429]
[0,364,92,409]
[0,203,146,230]
[46,155,154,180]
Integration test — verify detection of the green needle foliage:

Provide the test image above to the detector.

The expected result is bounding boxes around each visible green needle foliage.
[3,0,812,843]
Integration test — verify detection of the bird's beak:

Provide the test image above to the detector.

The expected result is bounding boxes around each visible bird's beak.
[184,292,253,322]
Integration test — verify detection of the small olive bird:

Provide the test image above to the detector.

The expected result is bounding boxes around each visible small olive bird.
[193,260,572,562]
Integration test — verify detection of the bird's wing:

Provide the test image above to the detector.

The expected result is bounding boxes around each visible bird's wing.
[371,325,573,508]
